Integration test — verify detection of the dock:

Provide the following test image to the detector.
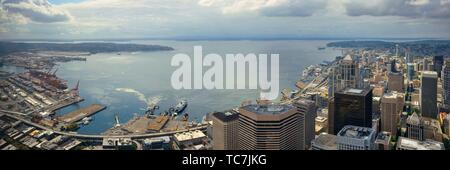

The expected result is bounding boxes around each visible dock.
[148,115,170,132]
[57,104,106,123]
[48,97,84,112]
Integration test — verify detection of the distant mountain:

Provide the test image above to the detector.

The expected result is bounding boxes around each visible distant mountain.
[327,40,450,56]
[0,42,174,56]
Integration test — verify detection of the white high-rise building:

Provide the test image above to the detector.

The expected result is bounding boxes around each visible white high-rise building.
[337,55,360,91]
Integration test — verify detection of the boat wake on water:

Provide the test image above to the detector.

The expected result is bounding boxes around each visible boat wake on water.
[114,88,164,110]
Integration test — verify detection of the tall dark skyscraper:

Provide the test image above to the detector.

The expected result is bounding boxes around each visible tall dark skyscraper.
[434,56,444,77]
[331,88,373,135]
[420,71,438,118]
[390,59,397,73]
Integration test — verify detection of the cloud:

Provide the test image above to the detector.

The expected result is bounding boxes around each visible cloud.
[201,0,327,17]
[1,0,72,23]
[198,0,216,7]
[258,0,327,17]
[343,0,450,18]
[2,0,450,39]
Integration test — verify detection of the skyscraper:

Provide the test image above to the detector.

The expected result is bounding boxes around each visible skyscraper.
[442,61,450,111]
[328,65,337,99]
[331,88,373,135]
[407,63,415,81]
[238,104,305,150]
[423,58,430,71]
[433,55,444,77]
[337,54,359,91]
[211,110,239,150]
[293,99,317,149]
[420,71,438,118]
[390,59,397,73]
[380,91,404,137]
[387,71,404,92]
[406,51,413,63]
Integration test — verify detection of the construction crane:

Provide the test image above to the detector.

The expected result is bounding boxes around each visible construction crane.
[70,80,80,97]
[47,65,54,74]
[52,68,58,75]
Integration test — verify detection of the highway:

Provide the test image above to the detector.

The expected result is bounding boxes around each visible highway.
[0,110,208,140]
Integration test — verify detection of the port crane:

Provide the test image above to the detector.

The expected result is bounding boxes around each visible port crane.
[70,80,80,97]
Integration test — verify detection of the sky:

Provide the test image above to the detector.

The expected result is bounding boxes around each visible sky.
[0,0,450,40]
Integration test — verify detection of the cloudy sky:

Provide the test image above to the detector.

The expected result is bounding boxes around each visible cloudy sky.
[0,0,450,40]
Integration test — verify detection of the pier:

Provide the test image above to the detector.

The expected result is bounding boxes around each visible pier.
[148,115,170,132]
[48,96,84,112]
[57,104,106,123]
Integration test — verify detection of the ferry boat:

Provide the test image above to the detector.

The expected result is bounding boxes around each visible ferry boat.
[174,99,187,113]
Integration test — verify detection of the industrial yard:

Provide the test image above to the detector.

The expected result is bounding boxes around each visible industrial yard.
[103,114,195,136]
[57,104,106,124]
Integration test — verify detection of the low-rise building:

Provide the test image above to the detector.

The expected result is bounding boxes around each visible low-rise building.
[375,131,391,150]
[1,144,17,150]
[0,139,7,148]
[311,133,337,150]
[422,117,443,142]
[61,139,82,150]
[396,137,444,150]
[102,137,133,149]
[174,130,208,149]
[337,125,376,150]
[143,136,171,150]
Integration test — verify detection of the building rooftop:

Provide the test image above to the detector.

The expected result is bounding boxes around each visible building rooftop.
[383,91,402,99]
[174,130,206,142]
[144,136,170,144]
[337,125,375,140]
[389,71,402,76]
[311,133,337,150]
[337,87,372,96]
[407,113,421,125]
[212,110,239,122]
[397,137,444,150]
[240,104,294,115]
[422,71,438,78]
[315,116,327,123]
[375,131,391,143]
[102,137,132,147]
[343,54,353,61]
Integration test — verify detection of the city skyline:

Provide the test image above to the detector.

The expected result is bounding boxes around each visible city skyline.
[1,0,450,153]
[1,0,450,40]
